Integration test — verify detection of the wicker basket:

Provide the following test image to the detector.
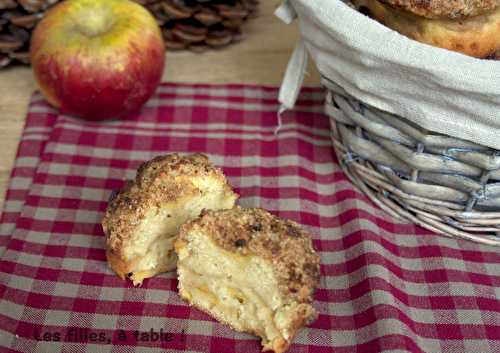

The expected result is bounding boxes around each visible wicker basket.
[276,0,500,246]
[323,77,500,246]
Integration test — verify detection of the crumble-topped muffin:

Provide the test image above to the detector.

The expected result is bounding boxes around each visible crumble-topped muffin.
[102,153,238,286]
[377,0,499,19]
[175,206,321,353]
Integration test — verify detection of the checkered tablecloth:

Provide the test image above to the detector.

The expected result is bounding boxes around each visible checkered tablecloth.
[0,83,499,353]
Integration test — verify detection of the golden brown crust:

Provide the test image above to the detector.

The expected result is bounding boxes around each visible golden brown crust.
[106,248,176,285]
[178,207,321,305]
[178,287,314,353]
[106,248,129,281]
[378,0,500,18]
[102,153,236,257]
[176,288,279,350]
[177,290,283,352]
[354,0,500,58]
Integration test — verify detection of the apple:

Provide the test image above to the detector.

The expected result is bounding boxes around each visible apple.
[30,0,165,120]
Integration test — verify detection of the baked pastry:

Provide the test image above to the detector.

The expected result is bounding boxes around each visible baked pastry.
[352,0,500,58]
[175,207,321,353]
[102,153,238,286]
[377,0,499,18]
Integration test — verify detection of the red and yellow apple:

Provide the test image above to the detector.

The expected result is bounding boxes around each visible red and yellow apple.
[30,0,165,120]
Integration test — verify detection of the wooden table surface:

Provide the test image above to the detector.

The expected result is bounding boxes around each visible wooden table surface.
[0,0,320,213]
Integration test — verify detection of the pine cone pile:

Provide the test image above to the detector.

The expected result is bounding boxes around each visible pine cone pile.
[0,0,58,68]
[0,0,258,69]
[139,0,259,52]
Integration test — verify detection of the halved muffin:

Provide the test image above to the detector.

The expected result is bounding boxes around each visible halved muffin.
[102,153,238,286]
[175,207,321,353]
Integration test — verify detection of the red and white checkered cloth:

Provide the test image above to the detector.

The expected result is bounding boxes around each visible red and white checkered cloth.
[0,83,499,353]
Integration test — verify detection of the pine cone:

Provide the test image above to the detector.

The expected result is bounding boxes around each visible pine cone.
[0,0,58,68]
[0,0,258,69]
[145,0,259,53]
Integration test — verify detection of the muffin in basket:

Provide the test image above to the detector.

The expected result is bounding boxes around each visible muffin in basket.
[352,0,500,58]
[102,153,238,286]
[175,206,321,353]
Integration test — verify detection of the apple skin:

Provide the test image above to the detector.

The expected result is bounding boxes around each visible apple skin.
[30,0,165,120]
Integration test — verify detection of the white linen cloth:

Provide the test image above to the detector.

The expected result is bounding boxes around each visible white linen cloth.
[276,0,500,149]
